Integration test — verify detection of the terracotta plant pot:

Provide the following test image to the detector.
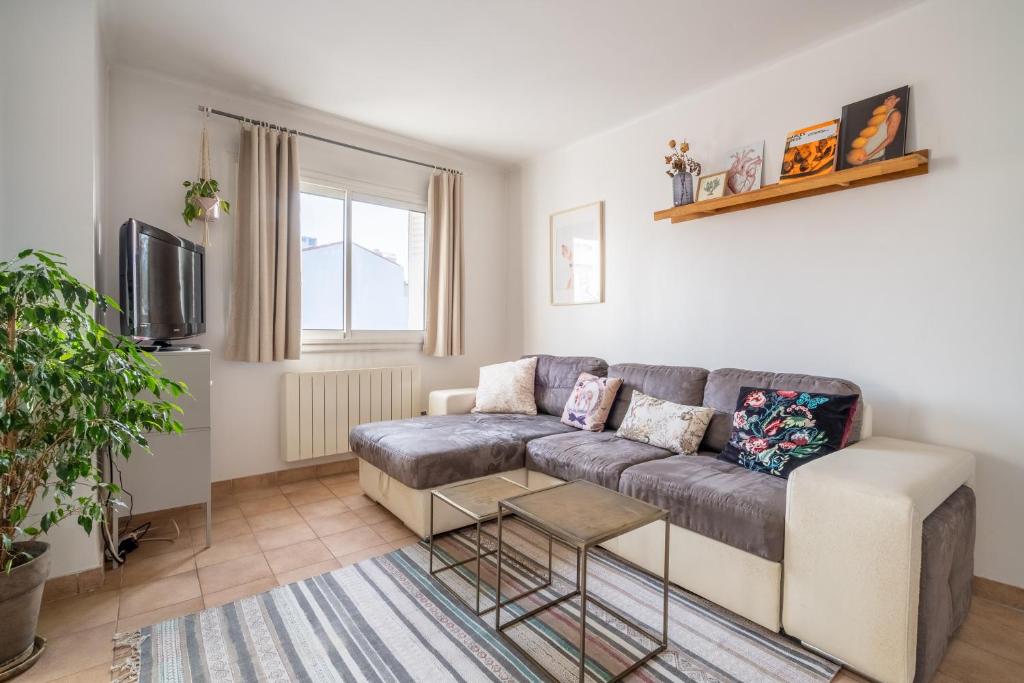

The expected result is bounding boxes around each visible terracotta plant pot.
[196,195,221,223]
[0,541,49,673]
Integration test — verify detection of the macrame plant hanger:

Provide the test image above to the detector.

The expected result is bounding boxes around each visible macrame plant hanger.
[197,108,215,246]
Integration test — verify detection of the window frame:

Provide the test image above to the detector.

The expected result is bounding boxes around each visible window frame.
[299,171,427,354]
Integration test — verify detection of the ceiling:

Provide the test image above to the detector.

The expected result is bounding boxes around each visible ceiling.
[101,0,922,164]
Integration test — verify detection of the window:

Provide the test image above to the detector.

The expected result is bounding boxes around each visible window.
[299,178,426,350]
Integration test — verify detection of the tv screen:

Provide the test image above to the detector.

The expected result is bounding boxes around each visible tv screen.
[119,219,205,342]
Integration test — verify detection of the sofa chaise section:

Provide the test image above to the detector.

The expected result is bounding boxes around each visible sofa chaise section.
[352,355,608,536]
[350,413,575,490]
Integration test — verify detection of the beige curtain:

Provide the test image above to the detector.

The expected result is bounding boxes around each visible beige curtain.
[225,125,301,362]
[424,170,464,357]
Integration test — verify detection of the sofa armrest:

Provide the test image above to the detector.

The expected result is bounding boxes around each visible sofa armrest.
[783,436,975,683]
[427,388,476,415]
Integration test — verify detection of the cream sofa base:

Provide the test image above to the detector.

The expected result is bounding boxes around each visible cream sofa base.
[359,460,528,538]
[359,462,783,631]
[528,470,782,631]
[783,436,975,683]
[608,523,782,632]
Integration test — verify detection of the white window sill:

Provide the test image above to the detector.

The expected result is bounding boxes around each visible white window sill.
[301,332,424,354]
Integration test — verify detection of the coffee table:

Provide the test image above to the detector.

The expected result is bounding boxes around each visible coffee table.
[429,476,554,615]
[495,479,670,683]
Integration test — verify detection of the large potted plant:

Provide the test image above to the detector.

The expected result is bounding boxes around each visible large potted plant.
[0,250,184,674]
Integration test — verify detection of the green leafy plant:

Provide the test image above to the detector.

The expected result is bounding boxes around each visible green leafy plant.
[0,250,186,571]
[182,178,230,225]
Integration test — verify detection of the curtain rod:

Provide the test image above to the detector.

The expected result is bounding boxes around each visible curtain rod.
[197,105,462,175]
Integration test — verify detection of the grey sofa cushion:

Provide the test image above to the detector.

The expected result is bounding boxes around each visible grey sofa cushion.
[526,431,673,489]
[701,368,864,453]
[606,363,709,430]
[618,454,788,561]
[915,485,975,683]
[526,354,608,416]
[350,413,575,490]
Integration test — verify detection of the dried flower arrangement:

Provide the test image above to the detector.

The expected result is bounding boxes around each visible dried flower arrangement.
[664,139,702,177]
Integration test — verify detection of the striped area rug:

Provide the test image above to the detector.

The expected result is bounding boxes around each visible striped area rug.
[115,519,839,682]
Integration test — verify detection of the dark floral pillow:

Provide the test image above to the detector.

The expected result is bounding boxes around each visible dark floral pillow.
[718,387,859,478]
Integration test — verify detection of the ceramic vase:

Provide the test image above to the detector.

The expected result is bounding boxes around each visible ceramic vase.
[672,172,695,207]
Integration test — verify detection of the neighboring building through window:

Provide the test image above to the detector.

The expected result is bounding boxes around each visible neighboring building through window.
[299,181,425,344]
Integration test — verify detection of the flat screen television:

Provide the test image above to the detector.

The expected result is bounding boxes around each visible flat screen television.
[119,218,205,345]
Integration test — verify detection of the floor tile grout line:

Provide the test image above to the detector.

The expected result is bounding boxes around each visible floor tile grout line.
[111,480,395,613]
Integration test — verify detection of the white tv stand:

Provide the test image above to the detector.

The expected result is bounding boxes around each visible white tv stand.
[112,348,212,548]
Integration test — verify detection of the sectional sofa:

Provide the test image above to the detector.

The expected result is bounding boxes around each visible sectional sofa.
[349,355,976,683]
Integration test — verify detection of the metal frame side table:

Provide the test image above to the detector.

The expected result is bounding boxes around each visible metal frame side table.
[429,476,553,615]
[495,479,670,683]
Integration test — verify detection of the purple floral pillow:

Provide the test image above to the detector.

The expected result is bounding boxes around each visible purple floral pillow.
[718,387,859,478]
[560,373,623,432]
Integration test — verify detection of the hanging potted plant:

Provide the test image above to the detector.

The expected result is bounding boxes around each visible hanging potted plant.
[0,250,184,675]
[664,138,702,207]
[182,177,230,225]
[182,111,229,245]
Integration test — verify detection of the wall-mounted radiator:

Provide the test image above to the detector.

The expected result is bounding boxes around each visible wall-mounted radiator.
[281,366,421,462]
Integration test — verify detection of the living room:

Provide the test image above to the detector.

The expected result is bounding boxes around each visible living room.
[0,1,1020,681]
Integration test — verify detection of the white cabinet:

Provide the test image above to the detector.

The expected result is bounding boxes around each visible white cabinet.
[114,349,212,545]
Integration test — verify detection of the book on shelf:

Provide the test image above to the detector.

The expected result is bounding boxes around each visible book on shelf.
[780,120,839,183]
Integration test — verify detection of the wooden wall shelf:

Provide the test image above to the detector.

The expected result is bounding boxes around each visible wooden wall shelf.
[653,150,929,224]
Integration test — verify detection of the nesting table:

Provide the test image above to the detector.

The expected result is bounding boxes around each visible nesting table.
[428,476,554,615]
[496,479,670,683]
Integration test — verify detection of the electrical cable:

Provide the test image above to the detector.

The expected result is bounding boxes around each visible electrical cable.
[101,444,181,565]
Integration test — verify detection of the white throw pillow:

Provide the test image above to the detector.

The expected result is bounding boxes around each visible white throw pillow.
[472,357,538,415]
[615,390,714,454]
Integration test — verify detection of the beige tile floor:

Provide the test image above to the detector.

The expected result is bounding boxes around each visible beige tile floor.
[20,470,1024,682]
[22,472,416,682]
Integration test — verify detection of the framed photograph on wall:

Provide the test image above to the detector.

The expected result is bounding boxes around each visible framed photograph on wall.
[550,201,604,306]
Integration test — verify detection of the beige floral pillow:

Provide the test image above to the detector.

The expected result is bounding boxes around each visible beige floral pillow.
[472,357,538,415]
[616,391,714,454]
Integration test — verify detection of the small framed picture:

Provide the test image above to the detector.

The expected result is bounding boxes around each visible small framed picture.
[724,141,765,194]
[697,171,728,201]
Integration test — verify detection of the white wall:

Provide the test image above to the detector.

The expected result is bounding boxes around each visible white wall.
[0,0,107,576]
[511,0,1024,588]
[104,66,513,482]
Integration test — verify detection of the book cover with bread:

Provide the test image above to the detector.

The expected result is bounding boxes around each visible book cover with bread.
[780,120,839,183]
[837,86,910,170]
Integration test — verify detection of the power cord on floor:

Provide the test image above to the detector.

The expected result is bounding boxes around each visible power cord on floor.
[102,445,129,565]
[101,445,180,564]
